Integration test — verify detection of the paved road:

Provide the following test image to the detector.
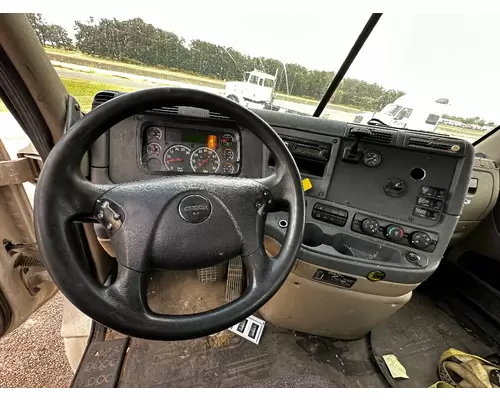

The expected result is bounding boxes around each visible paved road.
[60,69,163,90]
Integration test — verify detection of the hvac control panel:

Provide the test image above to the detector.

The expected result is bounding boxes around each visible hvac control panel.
[351,212,439,252]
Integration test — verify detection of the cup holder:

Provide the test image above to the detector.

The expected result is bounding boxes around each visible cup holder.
[302,223,324,247]
[302,223,401,263]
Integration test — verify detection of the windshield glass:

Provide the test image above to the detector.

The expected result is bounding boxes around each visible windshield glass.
[335,14,499,143]
[26,9,496,143]
[26,7,368,115]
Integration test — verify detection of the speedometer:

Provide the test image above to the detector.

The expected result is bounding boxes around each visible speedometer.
[190,147,220,174]
[164,145,192,172]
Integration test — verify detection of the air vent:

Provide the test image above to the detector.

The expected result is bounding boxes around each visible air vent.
[208,111,231,121]
[474,158,499,170]
[92,90,119,108]
[407,137,463,155]
[348,128,394,144]
[149,106,180,116]
[91,91,233,122]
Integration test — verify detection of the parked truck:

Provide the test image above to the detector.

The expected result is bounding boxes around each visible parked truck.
[353,95,451,133]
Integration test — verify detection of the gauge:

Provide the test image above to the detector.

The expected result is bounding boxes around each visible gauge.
[190,147,220,173]
[222,163,235,174]
[362,150,382,167]
[147,126,162,140]
[146,143,162,155]
[221,134,234,147]
[164,145,192,172]
[223,148,235,161]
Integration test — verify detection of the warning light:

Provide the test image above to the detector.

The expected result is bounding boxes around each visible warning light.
[207,135,217,150]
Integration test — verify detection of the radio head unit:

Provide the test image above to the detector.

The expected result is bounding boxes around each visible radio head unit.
[279,134,332,162]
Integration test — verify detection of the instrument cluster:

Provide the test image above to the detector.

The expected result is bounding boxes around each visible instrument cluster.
[142,124,241,175]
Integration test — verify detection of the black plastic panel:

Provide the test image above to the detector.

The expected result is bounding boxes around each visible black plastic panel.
[327,143,457,227]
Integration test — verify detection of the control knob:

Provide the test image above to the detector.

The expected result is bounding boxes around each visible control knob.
[386,225,404,241]
[361,218,380,235]
[410,231,432,250]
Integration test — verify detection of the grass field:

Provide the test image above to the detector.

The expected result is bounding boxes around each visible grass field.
[0,77,137,114]
[60,77,137,112]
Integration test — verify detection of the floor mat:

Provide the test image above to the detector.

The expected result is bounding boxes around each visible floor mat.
[118,270,386,388]
[371,292,498,388]
[72,338,129,388]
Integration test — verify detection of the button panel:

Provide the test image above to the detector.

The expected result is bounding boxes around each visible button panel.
[312,203,348,227]
[413,186,447,221]
[352,213,439,253]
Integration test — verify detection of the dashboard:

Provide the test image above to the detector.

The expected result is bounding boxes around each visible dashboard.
[90,90,494,287]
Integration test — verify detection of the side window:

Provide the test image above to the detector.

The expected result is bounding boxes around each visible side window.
[248,75,259,85]
[264,79,274,88]
[426,114,440,125]
[395,108,413,120]
[258,78,264,86]
[387,105,402,116]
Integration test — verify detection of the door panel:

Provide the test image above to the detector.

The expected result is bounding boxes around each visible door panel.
[0,131,57,337]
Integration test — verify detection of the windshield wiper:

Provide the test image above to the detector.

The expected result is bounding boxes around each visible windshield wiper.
[313,13,383,117]
[367,118,389,126]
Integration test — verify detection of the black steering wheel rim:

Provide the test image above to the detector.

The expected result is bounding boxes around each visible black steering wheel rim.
[34,88,305,340]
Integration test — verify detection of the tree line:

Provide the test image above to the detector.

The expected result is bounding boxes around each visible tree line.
[442,114,495,128]
[27,14,406,110]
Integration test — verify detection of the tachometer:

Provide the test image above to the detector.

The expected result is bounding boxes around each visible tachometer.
[164,145,192,172]
[190,147,220,173]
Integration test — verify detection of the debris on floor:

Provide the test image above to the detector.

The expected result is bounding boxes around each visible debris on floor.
[382,354,409,379]
[229,315,266,345]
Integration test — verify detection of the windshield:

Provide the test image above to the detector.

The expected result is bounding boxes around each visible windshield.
[26,10,496,143]
[335,14,499,143]
[25,8,368,114]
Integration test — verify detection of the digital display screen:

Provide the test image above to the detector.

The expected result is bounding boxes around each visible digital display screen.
[182,134,205,144]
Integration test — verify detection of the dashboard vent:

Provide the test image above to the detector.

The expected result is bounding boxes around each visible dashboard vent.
[348,128,395,144]
[149,106,179,116]
[92,90,119,108]
[91,91,233,121]
[407,137,463,155]
[208,111,232,121]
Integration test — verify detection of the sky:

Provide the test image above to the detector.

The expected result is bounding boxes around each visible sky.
[41,7,500,122]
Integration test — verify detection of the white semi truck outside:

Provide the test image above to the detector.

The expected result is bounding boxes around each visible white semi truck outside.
[224,69,278,110]
[353,94,451,133]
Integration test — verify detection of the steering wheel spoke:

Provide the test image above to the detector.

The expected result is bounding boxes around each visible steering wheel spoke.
[255,167,294,205]
[104,263,150,316]
[242,245,276,289]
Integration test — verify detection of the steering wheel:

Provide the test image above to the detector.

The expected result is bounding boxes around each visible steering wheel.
[34,88,305,340]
